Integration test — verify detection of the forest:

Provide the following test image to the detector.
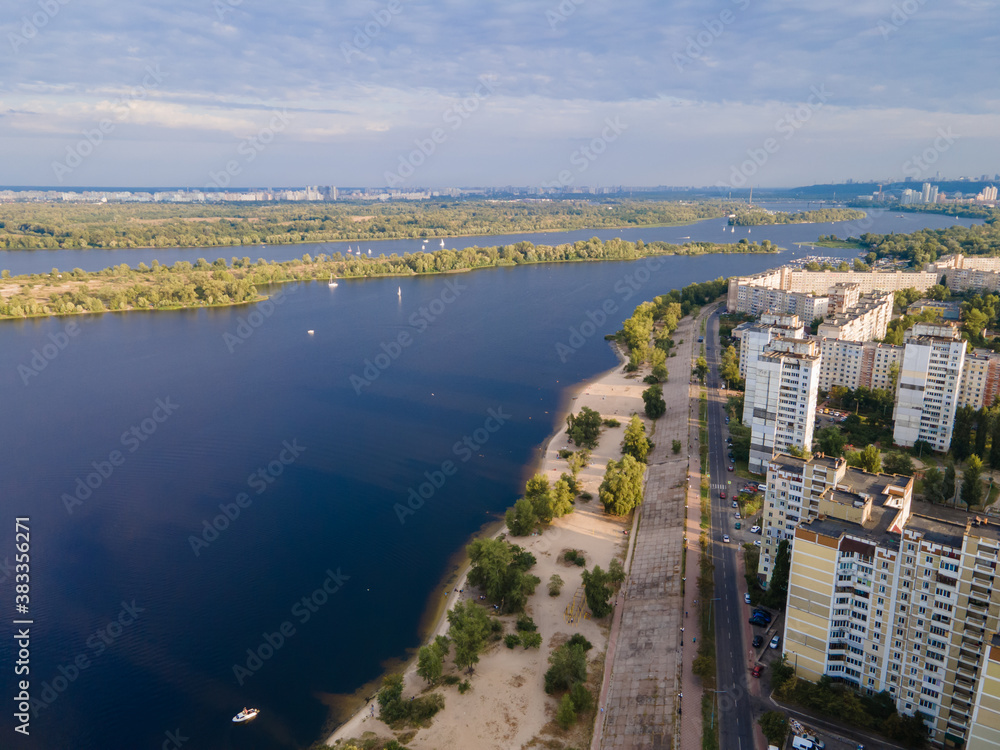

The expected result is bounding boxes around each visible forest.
[0,199,739,250]
[727,207,865,226]
[0,236,776,319]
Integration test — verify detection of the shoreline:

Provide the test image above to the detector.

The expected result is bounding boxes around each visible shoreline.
[323,344,632,748]
[0,245,778,322]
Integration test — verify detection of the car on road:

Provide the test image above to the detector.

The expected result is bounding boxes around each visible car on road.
[752,664,763,678]
[720,490,726,499]
[752,634,763,647]
[734,512,741,519]
[732,500,738,508]
[744,593,752,604]
[750,525,761,533]
[728,464,734,471]
[725,416,730,424]
[722,534,730,543]
[769,634,781,649]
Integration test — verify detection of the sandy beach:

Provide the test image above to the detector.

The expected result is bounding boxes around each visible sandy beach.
[325,346,654,749]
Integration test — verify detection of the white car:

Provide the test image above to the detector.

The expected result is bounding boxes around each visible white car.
[731,500,738,508]
[723,534,730,543]
[754,540,761,547]
[744,593,751,604]
[770,634,781,649]
[750,525,761,534]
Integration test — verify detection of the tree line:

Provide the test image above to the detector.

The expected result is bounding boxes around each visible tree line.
[0,199,741,250]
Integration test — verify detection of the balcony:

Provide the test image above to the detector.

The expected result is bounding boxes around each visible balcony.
[968,600,989,617]
[974,560,996,575]
[958,649,980,668]
[957,665,978,681]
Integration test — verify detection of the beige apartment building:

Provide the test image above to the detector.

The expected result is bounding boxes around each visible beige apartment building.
[784,491,1000,749]
[816,291,894,342]
[929,254,1000,293]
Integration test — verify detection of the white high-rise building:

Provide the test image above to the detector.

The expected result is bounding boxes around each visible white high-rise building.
[893,323,967,452]
[734,313,805,379]
[744,337,821,474]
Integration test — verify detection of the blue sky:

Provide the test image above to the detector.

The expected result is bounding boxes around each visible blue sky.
[1,0,998,188]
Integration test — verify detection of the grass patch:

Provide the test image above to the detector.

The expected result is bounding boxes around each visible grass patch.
[701,693,720,750]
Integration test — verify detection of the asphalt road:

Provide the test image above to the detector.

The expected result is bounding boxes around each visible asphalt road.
[704,310,757,750]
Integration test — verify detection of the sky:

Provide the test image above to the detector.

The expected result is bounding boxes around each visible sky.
[1,0,998,189]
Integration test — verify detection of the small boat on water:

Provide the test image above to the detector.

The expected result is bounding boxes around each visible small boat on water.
[440,239,445,247]
[307,330,314,335]
[233,708,259,723]
[328,274,338,288]
[397,286,402,298]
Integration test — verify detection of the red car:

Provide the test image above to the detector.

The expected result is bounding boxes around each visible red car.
[751,665,763,678]
[720,491,726,500]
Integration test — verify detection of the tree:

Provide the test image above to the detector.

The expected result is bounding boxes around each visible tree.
[976,407,991,458]
[622,415,651,462]
[650,346,668,381]
[859,444,882,473]
[525,473,554,523]
[758,711,788,747]
[943,461,957,502]
[883,451,914,476]
[556,693,577,729]
[544,640,589,693]
[551,478,575,518]
[548,574,564,597]
[922,466,945,503]
[566,407,602,449]
[991,416,1000,470]
[814,426,846,457]
[582,565,614,617]
[447,600,492,670]
[694,356,709,382]
[952,405,975,461]
[672,439,682,454]
[599,455,645,515]
[962,454,985,509]
[566,449,591,479]
[719,345,740,385]
[417,645,443,684]
[377,674,408,723]
[642,383,666,419]
[763,540,791,610]
[467,538,513,601]
[505,497,537,536]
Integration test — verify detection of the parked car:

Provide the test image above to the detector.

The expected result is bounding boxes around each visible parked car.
[728,464,734,471]
[769,634,781,649]
[744,593,752,604]
[732,500,738,508]
[750,525,761,533]
[734,512,741,519]
[752,664,763,678]
[753,609,772,623]
[754,540,761,547]
[735,522,741,530]
[722,534,730,543]
[752,634,763,647]
[749,615,768,626]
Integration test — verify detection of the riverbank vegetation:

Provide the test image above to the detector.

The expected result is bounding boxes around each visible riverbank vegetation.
[0,237,772,320]
[0,199,741,250]
[728,207,866,226]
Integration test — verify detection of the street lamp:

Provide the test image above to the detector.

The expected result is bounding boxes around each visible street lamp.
[707,689,727,729]
[707,597,722,630]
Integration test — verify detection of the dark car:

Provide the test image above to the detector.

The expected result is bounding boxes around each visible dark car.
[753,609,772,623]
[752,635,764,648]
[749,615,768,626]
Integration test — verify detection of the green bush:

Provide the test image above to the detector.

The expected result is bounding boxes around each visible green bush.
[516,615,537,632]
[520,632,542,649]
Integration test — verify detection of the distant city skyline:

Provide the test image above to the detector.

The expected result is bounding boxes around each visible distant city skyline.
[1,1,998,189]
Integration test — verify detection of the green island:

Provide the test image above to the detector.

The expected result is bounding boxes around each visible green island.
[727,207,866,226]
[0,236,778,319]
[846,201,999,220]
[0,199,740,250]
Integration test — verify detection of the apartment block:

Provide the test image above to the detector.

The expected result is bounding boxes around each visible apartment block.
[816,291,894,342]
[817,338,903,392]
[929,254,1000,293]
[733,313,806,380]
[744,338,821,474]
[893,323,967,452]
[958,349,1000,410]
[757,453,914,584]
[727,266,937,313]
[731,284,830,319]
[783,497,1000,749]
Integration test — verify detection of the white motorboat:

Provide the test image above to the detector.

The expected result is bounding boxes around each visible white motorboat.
[233,708,260,723]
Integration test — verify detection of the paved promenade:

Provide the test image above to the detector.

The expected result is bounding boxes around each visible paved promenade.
[594,308,713,750]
